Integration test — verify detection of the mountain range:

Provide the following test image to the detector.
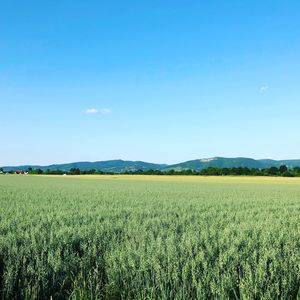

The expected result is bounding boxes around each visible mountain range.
[2,157,300,173]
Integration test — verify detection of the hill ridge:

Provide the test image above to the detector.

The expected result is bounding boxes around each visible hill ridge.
[2,157,300,173]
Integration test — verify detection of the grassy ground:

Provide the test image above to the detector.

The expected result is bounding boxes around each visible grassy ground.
[1,175,300,299]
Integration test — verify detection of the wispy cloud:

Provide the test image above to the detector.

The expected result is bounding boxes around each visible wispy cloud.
[260,85,269,92]
[84,108,112,115]
[84,108,98,114]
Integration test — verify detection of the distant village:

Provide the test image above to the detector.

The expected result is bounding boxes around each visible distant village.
[0,167,71,176]
[0,169,29,175]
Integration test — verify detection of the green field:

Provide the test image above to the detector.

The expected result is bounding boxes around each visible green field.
[1,175,300,299]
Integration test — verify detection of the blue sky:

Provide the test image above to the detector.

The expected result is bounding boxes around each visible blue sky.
[1,0,300,165]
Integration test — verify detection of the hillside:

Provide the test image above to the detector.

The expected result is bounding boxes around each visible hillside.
[2,157,300,173]
[163,157,262,171]
[258,159,300,168]
[2,160,167,173]
[163,157,300,171]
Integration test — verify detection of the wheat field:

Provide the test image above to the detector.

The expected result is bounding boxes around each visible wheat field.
[1,175,300,299]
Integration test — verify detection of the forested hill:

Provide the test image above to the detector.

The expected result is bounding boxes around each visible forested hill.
[2,157,300,172]
[1,160,167,173]
[164,157,300,171]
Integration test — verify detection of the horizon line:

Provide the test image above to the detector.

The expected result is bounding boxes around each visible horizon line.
[2,156,300,168]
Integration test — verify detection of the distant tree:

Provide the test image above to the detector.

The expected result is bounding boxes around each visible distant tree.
[293,167,300,176]
[220,168,229,175]
[251,168,261,176]
[268,167,279,176]
[279,165,288,174]
[49,169,63,175]
[166,169,176,175]
[236,167,244,175]
[243,167,251,175]
[69,168,80,175]
[282,171,294,177]
[183,169,194,175]
[203,167,221,175]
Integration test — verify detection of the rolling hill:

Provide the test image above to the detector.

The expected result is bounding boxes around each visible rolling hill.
[163,157,300,171]
[2,157,300,173]
[1,160,167,173]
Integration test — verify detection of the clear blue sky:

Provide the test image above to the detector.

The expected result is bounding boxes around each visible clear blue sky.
[1,0,300,165]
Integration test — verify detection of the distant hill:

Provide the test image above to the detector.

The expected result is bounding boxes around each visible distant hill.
[1,160,167,173]
[163,157,300,171]
[2,157,300,173]
[258,159,300,168]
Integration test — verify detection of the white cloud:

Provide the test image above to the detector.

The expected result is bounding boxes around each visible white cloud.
[84,108,112,115]
[84,108,99,114]
[260,85,269,92]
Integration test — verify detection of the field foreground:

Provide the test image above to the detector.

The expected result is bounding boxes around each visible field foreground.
[1,175,300,299]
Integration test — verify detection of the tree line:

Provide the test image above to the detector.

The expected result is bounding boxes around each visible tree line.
[124,165,299,177]
[2,165,299,177]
